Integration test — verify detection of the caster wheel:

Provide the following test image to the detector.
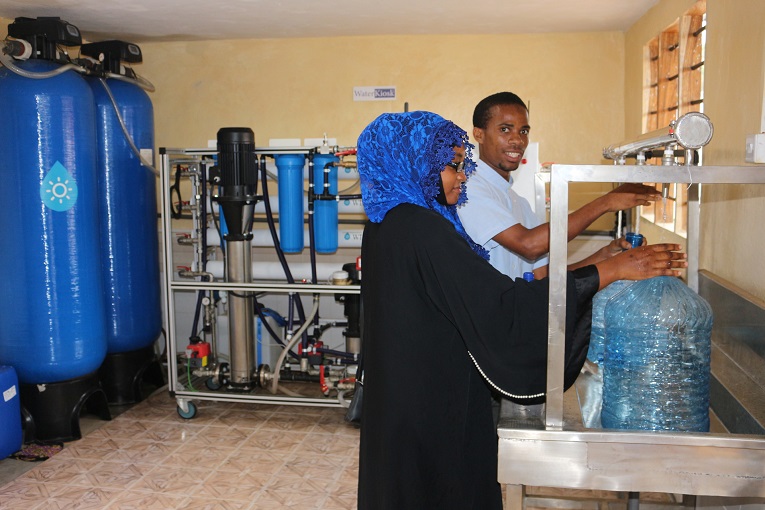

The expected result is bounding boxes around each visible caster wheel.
[177,401,197,419]
[205,378,221,391]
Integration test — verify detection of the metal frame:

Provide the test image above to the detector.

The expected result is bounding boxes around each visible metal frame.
[159,148,360,413]
[498,164,765,506]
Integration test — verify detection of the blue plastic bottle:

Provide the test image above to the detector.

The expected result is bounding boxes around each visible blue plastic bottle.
[601,276,712,432]
[275,154,306,253]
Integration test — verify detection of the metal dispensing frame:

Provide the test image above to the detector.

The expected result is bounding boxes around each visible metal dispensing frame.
[158,147,361,417]
[497,164,765,508]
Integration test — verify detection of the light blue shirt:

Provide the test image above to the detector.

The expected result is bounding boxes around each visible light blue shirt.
[458,159,548,279]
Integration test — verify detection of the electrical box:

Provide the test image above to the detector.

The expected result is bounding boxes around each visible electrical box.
[745,133,765,163]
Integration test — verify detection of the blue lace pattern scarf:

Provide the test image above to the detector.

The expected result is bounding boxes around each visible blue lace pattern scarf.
[357,111,489,260]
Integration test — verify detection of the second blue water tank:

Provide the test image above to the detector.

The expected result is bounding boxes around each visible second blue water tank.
[89,77,162,354]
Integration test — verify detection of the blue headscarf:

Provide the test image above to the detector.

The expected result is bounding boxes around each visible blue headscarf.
[357,111,489,260]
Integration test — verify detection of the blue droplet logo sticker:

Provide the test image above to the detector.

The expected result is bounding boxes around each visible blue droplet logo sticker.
[40,161,78,212]
[344,232,350,240]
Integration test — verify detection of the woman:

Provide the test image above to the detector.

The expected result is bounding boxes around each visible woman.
[356,111,686,510]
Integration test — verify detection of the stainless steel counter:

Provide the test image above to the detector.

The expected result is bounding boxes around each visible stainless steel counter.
[497,165,765,508]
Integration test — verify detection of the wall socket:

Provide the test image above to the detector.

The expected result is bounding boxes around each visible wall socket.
[745,133,765,163]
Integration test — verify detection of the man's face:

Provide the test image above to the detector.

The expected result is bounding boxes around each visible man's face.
[473,104,530,180]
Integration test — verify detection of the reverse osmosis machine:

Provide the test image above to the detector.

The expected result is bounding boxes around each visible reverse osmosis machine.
[160,131,363,419]
[0,17,163,441]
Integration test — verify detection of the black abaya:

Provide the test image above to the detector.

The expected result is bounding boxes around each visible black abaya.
[357,203,598,510]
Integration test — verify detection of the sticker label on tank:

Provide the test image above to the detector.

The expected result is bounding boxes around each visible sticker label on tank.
[3,384,17,402]
[40,161,78,212]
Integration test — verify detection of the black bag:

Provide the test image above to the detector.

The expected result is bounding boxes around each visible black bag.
[344,364,363,425]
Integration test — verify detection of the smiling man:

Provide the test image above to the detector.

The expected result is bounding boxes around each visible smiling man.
[458,91,660,280]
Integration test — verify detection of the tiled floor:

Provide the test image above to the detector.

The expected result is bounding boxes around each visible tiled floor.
[1,386,760,509]
[0,388,360,509]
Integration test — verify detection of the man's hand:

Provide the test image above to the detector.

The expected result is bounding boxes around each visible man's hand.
[600,183,661,212]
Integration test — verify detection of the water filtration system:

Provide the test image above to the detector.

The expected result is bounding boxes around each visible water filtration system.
[161,135,363,418]
[0,17,162,440]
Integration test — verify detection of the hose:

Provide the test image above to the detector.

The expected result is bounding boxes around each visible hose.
[254,300,299,361]
[0,47,83,79]
[105,70,156,93]
[259,155,308,332]
[97,78,159,176]
[270,295,320,396]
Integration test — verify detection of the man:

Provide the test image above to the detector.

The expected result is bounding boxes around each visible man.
[458,92,659,279]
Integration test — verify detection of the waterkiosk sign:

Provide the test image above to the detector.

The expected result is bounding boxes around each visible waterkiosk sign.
[353,86,397,101]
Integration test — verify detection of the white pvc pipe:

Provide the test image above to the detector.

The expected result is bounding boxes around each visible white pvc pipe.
[252,196,364,214]
[206,260,343,282]
[206,227,364,248]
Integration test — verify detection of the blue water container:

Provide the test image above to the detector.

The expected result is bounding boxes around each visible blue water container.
[602,276,712,432]
[312,153,339,253]
[89,77,161,354]
[588,235,641,365]
[0,366,22,459]
[275,154,306,253]
[588,280,633,365]
[0,59,108,384]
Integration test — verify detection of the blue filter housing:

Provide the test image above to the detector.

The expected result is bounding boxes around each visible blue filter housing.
[0,59,107,383]
[602,276,712,432]
[275,154,306,253]
[0,366,22,459]
[312,153,340,253]
[88,77,162,354]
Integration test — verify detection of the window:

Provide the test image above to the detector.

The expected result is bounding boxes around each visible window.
[641,0,706,237]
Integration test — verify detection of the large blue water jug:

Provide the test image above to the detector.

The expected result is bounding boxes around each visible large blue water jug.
[588,280,633,366]
[601,276,712,432]
[588,233,642,365]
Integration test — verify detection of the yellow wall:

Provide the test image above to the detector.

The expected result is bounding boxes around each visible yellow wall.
[625,1,765,300]
[136,33,624,164]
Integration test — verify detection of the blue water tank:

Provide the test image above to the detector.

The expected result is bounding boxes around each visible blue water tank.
[275,154,306,253]
[0,59,107,383]
[88,77,161,354]
[312,153,339,253]
[602,276,712,432]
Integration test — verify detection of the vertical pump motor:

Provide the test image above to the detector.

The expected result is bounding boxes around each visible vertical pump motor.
[215,128,259,389]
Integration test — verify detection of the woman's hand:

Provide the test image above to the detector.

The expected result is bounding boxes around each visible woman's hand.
[595,243,687,290]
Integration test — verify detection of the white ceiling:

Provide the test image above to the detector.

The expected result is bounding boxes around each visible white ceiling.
[0,0,659,43]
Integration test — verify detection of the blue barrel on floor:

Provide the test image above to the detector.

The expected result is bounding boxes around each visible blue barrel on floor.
[0,366,22,459]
